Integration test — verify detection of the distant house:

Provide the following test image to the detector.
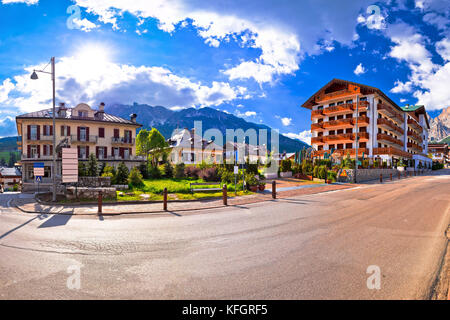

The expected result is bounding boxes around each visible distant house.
[223,142,268,164]
[428,143,449,165]
[167,128,223,164]
[0,167,21,190]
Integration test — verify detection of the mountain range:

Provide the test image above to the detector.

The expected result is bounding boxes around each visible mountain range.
[428,106,450,143]
[105,103,310,152]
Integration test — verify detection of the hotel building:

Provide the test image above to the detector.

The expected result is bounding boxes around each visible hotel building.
[16,102,145,191]
[301,79,431,168]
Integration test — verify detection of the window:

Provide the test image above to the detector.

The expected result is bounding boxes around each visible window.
[30,125,37,140]
[329,103,335,107]
[80,127,87,141]
[30,145,37,158]
[317,105,323,110]
[337,129,344,134]
[124,148,130,159]
[337,101,344,105]
[359,127,367,133]
[346,100,353,104]
[78,111,88,117]
[345,143,352,149]
[346,128,353,134]
[80,146,87,159]
[98,147,105,159]
[329,130,335,135]
[359,142,366,148]
[43,125,52,136]
[99,128,105,138]
[329,116,335,121]
[337,115,344,120]
[346,114,353,119]
[113,147,119,158]
[360,97,368,101]
[124,130,132,143]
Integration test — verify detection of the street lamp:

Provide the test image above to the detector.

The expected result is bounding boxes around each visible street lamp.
[354,95,359,184]
[30,57,57,202]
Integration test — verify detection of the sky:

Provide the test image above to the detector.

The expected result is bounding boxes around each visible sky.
[0,0,449,144]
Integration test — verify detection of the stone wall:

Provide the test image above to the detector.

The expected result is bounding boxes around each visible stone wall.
[78,177,111,187]
[66,187,117,200]
[337,168,400,183]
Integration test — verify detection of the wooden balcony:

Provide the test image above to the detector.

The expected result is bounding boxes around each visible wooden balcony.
[323,118,353,129]
[311,136,324,144]
[407,118,422,132]
[333,148,369,156]
[377,118,404,135]
[354,132,369,141]
[311,109,324,118]
[322,103,353,115]
[323,133,354,143]
[377,133,404,147]
[377,103,404,123]
[407,130,423,143]
[353,116,370,126]
[407,142,423,152]
[311,122,324,130]
[354,100,369,111]
[111,137,135,145]
[373,147,412,158]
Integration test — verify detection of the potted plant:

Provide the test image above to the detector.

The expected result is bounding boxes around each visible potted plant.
[245,174,259,192]
[280,159,293,178]
[258,182,266,191]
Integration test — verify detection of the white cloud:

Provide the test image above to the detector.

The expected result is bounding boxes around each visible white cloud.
[390,80,413,93]
[284,130,311,145]
[400,98,407,103]
[235,110,256,118]
[436,38,450,61]
[0,55,246,114]
[353,63,366,75]
[74,0,375,83]
[2,0,38,4]
[281,117,292,126]
[0,116,17,138]
[73,18,99,32]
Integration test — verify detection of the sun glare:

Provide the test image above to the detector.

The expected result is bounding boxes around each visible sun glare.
[73,43,113,70]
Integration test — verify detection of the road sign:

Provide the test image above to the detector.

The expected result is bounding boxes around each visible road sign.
[33,162,44,177]
[35,176,42,183]
[340,170,348,177]
[234,165,239,174]
[62,148,78,183]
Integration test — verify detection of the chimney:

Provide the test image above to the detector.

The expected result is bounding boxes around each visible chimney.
[130,113,137,123]
[58,102,67,117]
[59,102,66,109]
[99,102,105,112]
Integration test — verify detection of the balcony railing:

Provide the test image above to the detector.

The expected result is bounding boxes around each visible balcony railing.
[407,118,422,132]
[353,116,370,126]
[407,130,423,143]
[311,122,324,130]
[407,142,423,151]
[70,135,98,143]
[111,137,135,145]
[313,148,369,157]
[311,136,324,144]
[377,103,404,123]
[323,133,354,142]
[373,147,412,158]
[311,109,323,118]
[377,118,404,135]
[354,132,369,141]
[21,154,53,160]
[323,118,353,129]
[323,103,353,115]
[26,135,54,142]
[377,133,404,147]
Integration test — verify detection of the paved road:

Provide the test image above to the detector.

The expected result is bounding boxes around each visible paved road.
[0,170,449,299]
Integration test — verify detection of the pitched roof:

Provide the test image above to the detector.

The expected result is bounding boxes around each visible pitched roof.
[401,105,430,129]
[16,108,142,126]
[301,78,402,112]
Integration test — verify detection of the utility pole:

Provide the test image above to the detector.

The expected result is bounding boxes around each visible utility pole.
[51,57,56,202]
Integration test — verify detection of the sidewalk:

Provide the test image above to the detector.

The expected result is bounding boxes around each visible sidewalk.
[13,183,355,216]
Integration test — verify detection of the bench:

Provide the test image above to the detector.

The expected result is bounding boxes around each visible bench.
[190,182,222,193]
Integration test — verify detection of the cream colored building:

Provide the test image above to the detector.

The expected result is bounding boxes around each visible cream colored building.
[16,102,145,191]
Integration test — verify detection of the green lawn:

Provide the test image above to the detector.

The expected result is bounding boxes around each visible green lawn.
[0,151,20,165]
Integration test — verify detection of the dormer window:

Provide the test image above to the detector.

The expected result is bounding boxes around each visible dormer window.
[78,111,88,117]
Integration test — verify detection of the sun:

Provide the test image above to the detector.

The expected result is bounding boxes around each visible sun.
[73,43,113,70]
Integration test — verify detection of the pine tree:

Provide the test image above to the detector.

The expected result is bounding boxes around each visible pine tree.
[115,162,129,185]
[87,153,98,177]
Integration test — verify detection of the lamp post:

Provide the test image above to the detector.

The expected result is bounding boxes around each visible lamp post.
[354,95,359,184]
[31,57,57,202]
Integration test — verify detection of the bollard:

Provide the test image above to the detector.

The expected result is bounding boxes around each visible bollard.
[380,174,383,183]
[223,184,228,206]
[390,173,392,181]
[163,187,168,211]
[398,171,401,180]
[409,171,412,177]
[98,190,102,214]
[272,181,276,199]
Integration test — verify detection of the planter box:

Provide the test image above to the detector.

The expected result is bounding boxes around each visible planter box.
[397,167,405,172]
[313,178,326,183]
[280,171,292,178]
[264,172,278,179]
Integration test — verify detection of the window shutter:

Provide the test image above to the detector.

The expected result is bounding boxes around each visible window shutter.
[86,127,90,142]
[114,129,119,138]
[99,128,104,138]
[129,148,132,156]
[49,125,53,136]
[67,126,71,136]
[27,125,31,140]
[37,145,40,158]
[27,145,31,158]
[104,147,107,157]
[77,146,80,158]
[43,145,47,156]
[119,147,124,159]
[96,147,99,158]
[50,145,53,156]
[86,146,89,157]
[37,125,40,140]
[61,125,64,136]
[77,127,80,141]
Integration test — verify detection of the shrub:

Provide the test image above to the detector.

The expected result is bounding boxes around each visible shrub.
[148,165,162,179]
[78,162,87,177]
[87,153,98,176]
[302,160,313,176]
[318,165,328,179]
[432,162,444,170]
[174,163,185,178]
[163,162,174,178]
[128,167,144,188]
[199,167,219,182]
[280,159,292,172]
[327,171,337,182]
[313,165,320,178]
[244,173,259,188]
[292,163,301,174]
[362,159,369,168]
[185,165,200,178]
[138,163,149,179]
[13,184,18,191]
[115,162,130,185]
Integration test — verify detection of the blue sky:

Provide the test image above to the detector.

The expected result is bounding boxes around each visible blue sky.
[0,0,449,143]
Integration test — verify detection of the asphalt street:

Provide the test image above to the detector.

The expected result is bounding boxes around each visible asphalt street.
[0,170,449,299]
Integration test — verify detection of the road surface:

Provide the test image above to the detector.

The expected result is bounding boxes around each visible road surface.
[0,170,449,299]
